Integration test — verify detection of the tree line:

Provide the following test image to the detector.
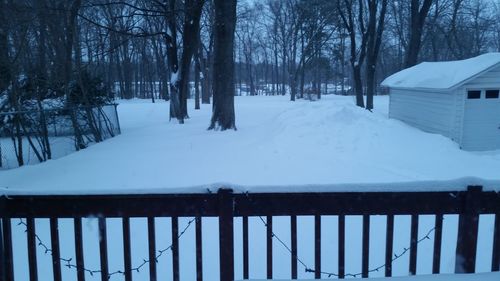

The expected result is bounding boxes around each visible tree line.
[1,0,500,130]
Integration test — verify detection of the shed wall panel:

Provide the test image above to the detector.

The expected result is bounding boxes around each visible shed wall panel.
[389,89,459,140]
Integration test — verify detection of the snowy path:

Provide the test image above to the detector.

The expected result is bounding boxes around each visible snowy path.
[1,95,499,194]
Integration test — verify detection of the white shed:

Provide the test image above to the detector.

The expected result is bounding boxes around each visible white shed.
[381,53,500,151]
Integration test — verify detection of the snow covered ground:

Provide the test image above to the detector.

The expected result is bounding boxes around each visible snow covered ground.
[1,95,499,194]
[2,95,500,281]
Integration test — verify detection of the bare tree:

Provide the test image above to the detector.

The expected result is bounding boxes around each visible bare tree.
[338,0,368,108]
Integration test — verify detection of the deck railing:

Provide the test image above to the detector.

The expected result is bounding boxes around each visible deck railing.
[1,185,500,281]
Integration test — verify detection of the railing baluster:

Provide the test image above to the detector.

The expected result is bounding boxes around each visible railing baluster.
[492,213,500,271]
[433,214,443,274]
[385,215,394,277]
[49,218,62,281]
[314,215,321,279]
[362,215,370,278]
[409,214,419,275]
[242,216,249,279]
[338,215,345,279]
[2,218,14,281]
[98,217,109,281]
[291,215,297,280]
[172,216,179,281]
[148,217,157,281]
[196,217,203,281]
[74,218,85,281]
[266,215,273,279]
[27,218,38,281]
[122,217,132,281]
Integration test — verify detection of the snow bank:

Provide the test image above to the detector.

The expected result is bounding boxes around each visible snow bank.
[1,95,499,195]
[381,53,500,89]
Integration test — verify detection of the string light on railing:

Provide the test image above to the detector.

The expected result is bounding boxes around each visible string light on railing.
[257,214,439,279]
[17,217,196,280]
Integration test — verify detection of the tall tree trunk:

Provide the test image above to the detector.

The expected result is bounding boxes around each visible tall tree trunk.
[0,0,11,92]
[289,25,299,101]
[166,0,182,122]
[200,43,210,104]
[299,28,305,99]
[338,0,367,108]
[195,51,201,109]
[64,0,85,150]
[273,42,278,95]
[281,45,286,96]
[176,0,205,122]
[245,51,255,96]
[365,0,387,111]
[404,0,433,68]
[64,0,81,102]
[208,0,237,130]
[36,0,52,160]
[352,63,364,107]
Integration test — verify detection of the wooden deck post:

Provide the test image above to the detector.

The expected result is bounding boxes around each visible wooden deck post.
[455,186,482,273]
[218,188,234,281]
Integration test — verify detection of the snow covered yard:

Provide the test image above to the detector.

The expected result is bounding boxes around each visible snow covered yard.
[2,95,500,281]
[1,95,499,193]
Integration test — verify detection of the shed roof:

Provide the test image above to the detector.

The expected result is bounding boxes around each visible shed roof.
[381,53,500,89]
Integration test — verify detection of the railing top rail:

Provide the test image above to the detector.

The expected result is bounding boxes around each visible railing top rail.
[2,186,499,218]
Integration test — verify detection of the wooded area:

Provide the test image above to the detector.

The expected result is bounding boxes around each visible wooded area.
[1,0,500,129]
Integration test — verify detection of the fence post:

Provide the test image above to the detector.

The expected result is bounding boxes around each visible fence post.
[114,104,122,135]
[218,188,234,281]
[455,185,482,273]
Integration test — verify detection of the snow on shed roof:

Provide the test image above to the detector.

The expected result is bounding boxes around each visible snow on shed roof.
[381,53,500,89]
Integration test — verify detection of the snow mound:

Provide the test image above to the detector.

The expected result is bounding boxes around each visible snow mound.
[381,53,500,89]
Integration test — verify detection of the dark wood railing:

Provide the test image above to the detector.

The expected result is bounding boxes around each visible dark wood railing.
[1,186,500,281]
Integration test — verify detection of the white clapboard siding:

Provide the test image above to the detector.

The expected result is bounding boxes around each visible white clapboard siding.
[389,88,459,140]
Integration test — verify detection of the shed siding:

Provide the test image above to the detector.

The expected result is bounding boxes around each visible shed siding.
[452,88,466,145]
[389,88,459,140]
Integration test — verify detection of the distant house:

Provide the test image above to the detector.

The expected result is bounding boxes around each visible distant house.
[381,53,500,151]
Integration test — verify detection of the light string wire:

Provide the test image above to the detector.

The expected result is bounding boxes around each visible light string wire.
[17,217,196,280]
[257,215,438,278]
